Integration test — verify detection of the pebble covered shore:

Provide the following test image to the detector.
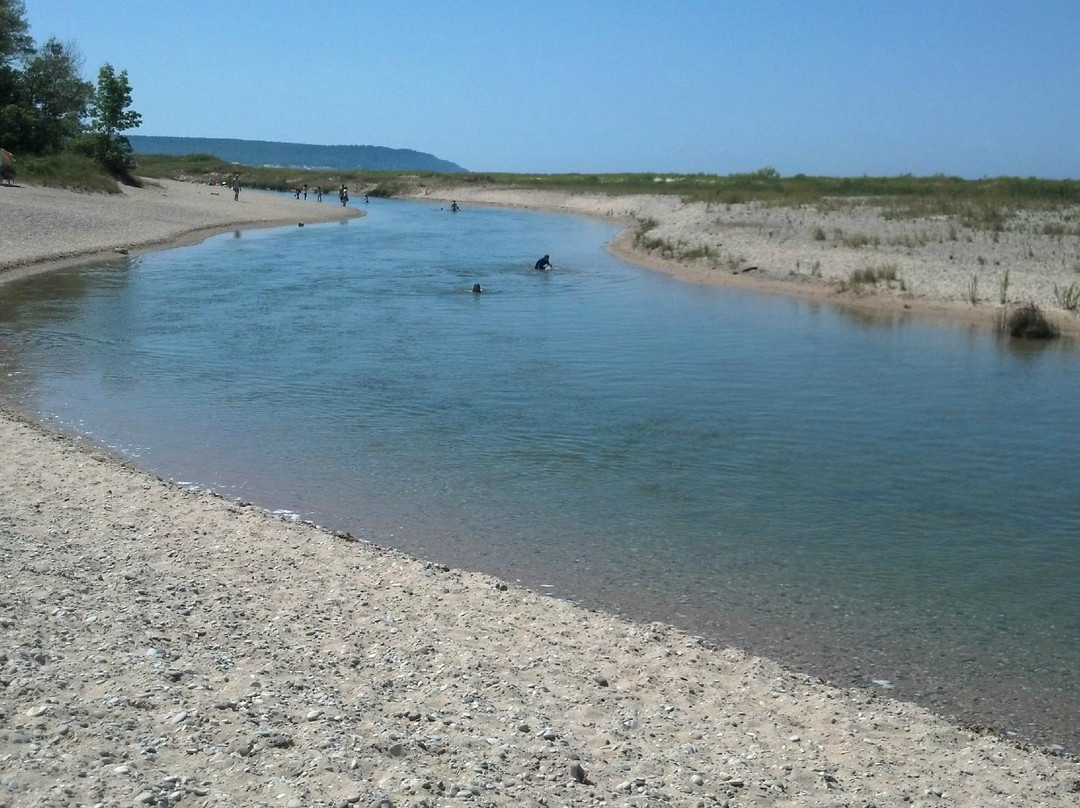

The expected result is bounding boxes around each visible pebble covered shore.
[1,410,1078,807]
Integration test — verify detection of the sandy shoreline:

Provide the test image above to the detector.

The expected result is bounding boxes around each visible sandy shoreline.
[1,178,361,286]
[404,185,1080,338]
[2,181,1079,805]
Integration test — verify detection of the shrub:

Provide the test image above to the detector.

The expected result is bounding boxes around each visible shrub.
[1001,303,1058,339]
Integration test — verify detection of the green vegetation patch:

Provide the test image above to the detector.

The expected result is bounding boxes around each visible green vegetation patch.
[20,152,121,193]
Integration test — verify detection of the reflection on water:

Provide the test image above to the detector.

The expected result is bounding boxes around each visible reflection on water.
[1,198,1079,751]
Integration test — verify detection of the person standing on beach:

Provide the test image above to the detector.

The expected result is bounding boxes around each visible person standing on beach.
[316,185,323,202]
[232,174,241,201]
[339,185,349,207]
[302,184,308,200]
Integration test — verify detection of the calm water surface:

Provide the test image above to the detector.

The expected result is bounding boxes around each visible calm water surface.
[2,197,1078,751]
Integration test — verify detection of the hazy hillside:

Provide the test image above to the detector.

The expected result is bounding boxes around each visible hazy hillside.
[129,135,466,173]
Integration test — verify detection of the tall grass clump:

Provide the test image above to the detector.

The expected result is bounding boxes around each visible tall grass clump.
[840,264,904,293]
[967,275,980,305]
[1053,282,1080,311]
[998,269,1010,304]
[1000,303,1058,339]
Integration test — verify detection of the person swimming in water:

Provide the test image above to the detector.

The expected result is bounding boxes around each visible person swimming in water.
[534,254,551,271]
[471,283,483,294]
[451,201,460,212]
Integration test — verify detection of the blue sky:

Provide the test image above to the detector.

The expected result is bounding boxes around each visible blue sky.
[21,0,1080,177]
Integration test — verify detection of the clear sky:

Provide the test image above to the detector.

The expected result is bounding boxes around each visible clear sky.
[20,0,1080,178]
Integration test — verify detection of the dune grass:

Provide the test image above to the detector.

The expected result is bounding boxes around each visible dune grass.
[1053,282,1080,311]
[18,153,124,193]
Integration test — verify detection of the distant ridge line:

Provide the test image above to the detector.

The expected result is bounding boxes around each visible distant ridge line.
[129,135,467,173]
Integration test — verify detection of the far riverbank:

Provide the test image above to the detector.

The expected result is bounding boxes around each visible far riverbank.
[402,184,1080,338]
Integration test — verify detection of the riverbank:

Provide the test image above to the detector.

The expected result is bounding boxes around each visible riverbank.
[403,185,1080,337]
[1,181,1078,805]
[0,178,361,285]
[1,407,1078,807]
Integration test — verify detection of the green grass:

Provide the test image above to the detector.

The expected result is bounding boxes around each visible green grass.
[19,152,123,193]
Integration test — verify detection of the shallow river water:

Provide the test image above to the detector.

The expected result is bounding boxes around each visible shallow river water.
[2,197,1078,751]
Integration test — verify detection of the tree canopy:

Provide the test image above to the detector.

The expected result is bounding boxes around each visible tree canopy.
[0,0,139,175]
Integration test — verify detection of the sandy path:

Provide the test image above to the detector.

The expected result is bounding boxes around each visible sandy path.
[1,181,1078,805]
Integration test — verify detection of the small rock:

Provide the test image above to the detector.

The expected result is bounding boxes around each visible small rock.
[387,742,405,757]
[691,774,704,786]
[569,762,588,783]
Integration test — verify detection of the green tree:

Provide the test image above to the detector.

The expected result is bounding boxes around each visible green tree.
[0,0,32,69]
[23,39,93,153]
[86,62,141,175]
[0,0,34,149]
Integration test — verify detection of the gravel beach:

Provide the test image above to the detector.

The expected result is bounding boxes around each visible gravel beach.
[1,180,1078,806]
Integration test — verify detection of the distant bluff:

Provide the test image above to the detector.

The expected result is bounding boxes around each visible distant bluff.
[129,135,467,173]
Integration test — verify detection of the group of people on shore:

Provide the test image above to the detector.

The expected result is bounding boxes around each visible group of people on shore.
[229,175,368,208]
